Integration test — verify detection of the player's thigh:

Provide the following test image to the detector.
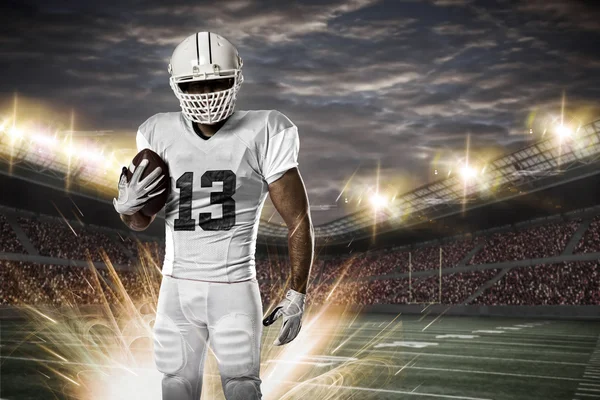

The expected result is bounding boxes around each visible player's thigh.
[207,279,263,377]
[153,276,209,377]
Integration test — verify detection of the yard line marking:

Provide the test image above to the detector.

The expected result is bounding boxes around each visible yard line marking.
[6,327,598,341]
[2,355,498,400]
[266,330,599,346]
[343,348,589,366]
[2,354,582,382]
[6,334,594,352]
[399,365,582,381]
[271,380,494,400]
[5,334,593,362]
[7,333,594,353]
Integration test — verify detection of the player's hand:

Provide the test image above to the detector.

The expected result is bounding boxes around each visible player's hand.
[113,159,165,215]
[262,289,305,346]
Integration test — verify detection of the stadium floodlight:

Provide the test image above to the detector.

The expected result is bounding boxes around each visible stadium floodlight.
[370,193,388,210]
[459,164,477,181]
[104,155,115,169]
[555,124,573,141]
[81,149,104,163]
[8,126,23,141]
[30,133,58,148]
[64,144,76,157]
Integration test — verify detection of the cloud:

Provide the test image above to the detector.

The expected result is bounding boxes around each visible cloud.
[516,0,600,32]
[0,0,598,225]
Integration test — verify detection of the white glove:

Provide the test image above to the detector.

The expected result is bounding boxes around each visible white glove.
[262,289,305,346]
[113,159,165,215]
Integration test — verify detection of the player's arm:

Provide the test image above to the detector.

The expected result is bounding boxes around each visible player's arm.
[268,167,314,293]
[262,167,313,345]
[260,114,312,346]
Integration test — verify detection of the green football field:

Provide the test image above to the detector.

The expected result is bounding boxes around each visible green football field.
[1,312,599,400]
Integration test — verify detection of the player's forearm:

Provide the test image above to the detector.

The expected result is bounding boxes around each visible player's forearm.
[119,211,155,231]
[288,217,314,294]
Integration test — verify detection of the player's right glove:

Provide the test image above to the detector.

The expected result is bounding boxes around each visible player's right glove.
[262,289,305,346]
[113,159,165,215]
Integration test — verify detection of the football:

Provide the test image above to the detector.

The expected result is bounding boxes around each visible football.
[126,148,170,217]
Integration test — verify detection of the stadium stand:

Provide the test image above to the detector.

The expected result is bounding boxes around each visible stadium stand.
[575,215,600,254]
[17,215,130,265]
[0,205,599,308]
[0,213,27,254]
[468,220,581,265]
[470,262,600,305]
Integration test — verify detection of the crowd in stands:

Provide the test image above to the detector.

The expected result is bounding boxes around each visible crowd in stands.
[321,238,476,280]
[0,260,117,306]
[118,235,165,266]
[321,249,404,279]
[18,216,130,265]
[471,262,600,305]
[307,269,500,306]
[0,211,598,307]
[407,239,475,272]
[469,220,580,265]
[575,216,600,254]
[0,260,161,306]
[0,214,26,254]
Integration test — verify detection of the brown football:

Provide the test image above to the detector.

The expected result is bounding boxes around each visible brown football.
[126,148,170,217]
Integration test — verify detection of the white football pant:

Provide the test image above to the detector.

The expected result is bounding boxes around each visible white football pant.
[153,275,263,399]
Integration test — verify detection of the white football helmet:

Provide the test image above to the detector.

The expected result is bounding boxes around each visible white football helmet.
[169,32,244,124]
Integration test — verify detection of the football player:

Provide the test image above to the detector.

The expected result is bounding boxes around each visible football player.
[113,32,314,400]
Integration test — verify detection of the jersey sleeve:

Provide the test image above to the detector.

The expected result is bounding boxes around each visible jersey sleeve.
[262,111,300,184]
[136,130,152,152]
[135,114,158,153]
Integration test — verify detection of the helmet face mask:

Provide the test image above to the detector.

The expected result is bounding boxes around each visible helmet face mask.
[169,32,243,125]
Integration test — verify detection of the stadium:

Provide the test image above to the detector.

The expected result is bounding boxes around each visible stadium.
[1,107,599,400]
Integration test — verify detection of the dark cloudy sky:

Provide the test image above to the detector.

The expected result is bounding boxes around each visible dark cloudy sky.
[1,0,600,225]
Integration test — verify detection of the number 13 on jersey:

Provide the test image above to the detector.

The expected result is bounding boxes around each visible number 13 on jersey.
[174,170,236,231]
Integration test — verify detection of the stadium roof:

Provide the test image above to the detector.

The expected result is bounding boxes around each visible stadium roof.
[2,118,600,244]
[259,118,600,241]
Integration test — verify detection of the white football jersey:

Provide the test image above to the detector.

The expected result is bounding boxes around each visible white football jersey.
[136,110,299,282]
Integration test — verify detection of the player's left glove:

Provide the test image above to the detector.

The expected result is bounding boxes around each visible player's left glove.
[262,289,305,346]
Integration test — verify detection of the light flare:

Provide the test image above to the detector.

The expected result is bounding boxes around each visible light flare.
[16,242,406,399]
